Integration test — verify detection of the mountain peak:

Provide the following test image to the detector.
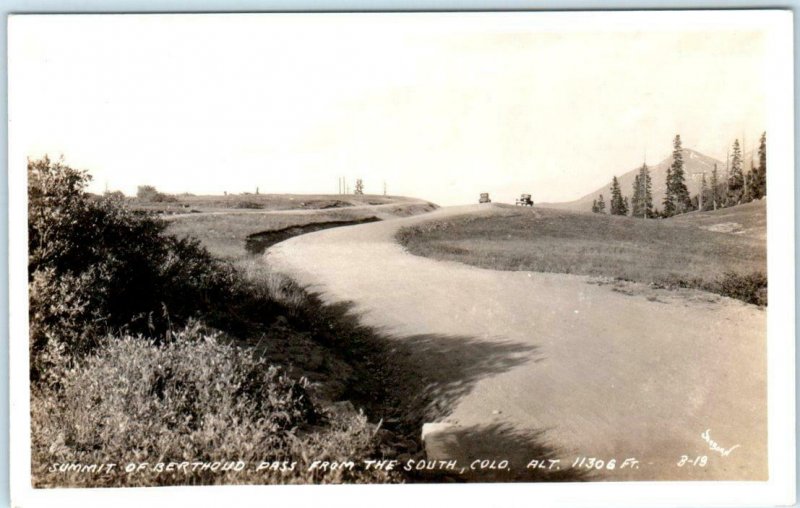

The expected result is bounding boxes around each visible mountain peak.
[547,148,725,212]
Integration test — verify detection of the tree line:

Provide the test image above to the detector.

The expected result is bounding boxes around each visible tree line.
[592,132,767,217]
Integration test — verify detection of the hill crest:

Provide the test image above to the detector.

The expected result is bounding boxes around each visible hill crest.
[544,148,726,212]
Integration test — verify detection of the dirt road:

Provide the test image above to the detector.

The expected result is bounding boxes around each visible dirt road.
[266,204,767,481]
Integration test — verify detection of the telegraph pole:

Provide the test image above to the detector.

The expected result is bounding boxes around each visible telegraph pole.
[641,150,647,218]
[691,171,706,211]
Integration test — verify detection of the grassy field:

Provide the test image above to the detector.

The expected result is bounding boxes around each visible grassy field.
[167,210,381,259]
[668,198,766,239]
[397,204,766,304]
[125,192,419,215]
[165,197,437,259]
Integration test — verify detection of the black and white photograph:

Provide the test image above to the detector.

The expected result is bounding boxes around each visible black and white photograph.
[6,10,795,508]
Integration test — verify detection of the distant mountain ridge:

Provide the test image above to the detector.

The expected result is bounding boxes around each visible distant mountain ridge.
[544,148,726,212]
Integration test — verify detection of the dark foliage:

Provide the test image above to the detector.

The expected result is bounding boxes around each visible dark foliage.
[713,271,768,306]
[28,156,281,383]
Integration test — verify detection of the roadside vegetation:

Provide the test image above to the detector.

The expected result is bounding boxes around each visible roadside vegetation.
[397,205,766,306]
[28,156,414,487]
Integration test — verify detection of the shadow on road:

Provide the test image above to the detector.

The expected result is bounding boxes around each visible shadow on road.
[416,422,593,483]
[290,294,587,482]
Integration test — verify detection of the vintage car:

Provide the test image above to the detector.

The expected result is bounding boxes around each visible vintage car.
[479,192,491,203]
[516,193,534,206]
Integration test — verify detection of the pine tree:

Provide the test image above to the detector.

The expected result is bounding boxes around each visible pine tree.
[623,196,630,216]
[668,135,692,214]
[755,131,767,198]
[630,163,653,218]
[710,164,720,210]
[641,163,653,217]
[597,194,606,213]
[610,176,627,215]
[743,162,754,203]
[591,199,599,213]
[631,174,641,216]
[663,165,675,217]
[726,139,744,205]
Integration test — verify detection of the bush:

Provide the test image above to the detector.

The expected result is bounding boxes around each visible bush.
[103,190,126,201]
[234,200,264,209]
[28,157,281,383]
[713,271,767,306]
[136,184,177,203]
[31,327,394,487]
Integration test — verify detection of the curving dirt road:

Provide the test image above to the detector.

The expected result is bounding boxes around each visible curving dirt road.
[265,204,766,481]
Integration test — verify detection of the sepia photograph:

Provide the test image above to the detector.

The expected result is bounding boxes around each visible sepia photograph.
[6,9,795,507]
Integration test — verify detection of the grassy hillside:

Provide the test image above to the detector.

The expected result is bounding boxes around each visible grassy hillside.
[668,198,766,240]
[124,192,419,215]
[166,201,437,259]
[397,205,766,305]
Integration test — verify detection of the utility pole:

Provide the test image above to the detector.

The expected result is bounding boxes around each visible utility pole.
[691,171,706,211]
[640,150,647,219]
[383,181,387,196]
[725,146,730,201]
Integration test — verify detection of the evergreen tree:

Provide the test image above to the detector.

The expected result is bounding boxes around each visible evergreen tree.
[609,176,627,215]
[623,196,630,216]
[641,163,653,217]
[726,139,744,205]
[630,163,653,218]
[596,194,606,213]
[591,199,599,213]
[710,164,720,210]
[663,165,676,217]
[668,135,692,214]
[755,131,767,198]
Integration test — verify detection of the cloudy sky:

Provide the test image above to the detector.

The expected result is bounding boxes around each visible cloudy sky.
[10,13,768,205]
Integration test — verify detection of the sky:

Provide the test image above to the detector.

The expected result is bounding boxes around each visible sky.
[9,13,767,205]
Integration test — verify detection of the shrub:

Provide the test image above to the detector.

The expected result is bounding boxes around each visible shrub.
[234,200,264,209]
[28,157,281,382]
[103,190,126,201]
[136,184,177,203]
[31,326,396,487]
[713,271,768,306]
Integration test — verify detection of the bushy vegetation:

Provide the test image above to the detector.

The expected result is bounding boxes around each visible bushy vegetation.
[234,200,265,209]
[32,326,395,487]
[29,157,280,384]
[709,271,767,306]
[28,156,395,487]
[136,184,177,203]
